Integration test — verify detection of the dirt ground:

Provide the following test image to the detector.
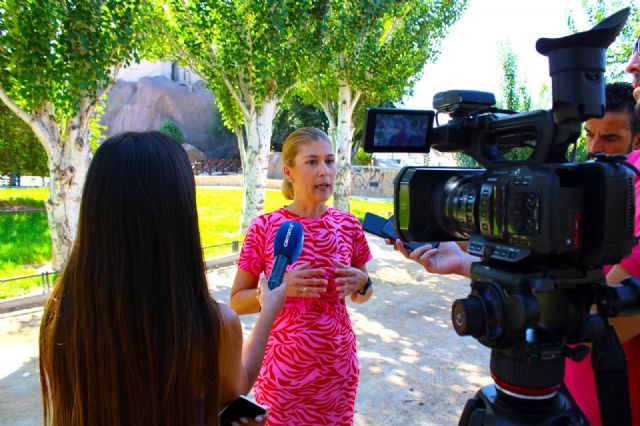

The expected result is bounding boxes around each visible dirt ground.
[0,237,492,425]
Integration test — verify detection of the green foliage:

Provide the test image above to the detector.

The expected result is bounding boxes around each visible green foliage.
[0,0,150,119]
[162,0,327,130]
[568,132,588,163]
[0,103,47,176]
[89,100,107,153]
[158,119,185,144]
[497,41,532,113]
[353,148,373,166]
[453,152,481,168]
[271,96,329,152]
[567,1,640,80]
[298,0,469,143]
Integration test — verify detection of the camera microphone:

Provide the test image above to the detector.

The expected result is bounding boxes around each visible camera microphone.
[267,221,304,290]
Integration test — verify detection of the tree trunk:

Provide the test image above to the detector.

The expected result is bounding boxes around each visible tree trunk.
[333,81,357,213]
[38,107,92,270]
[0,89,95,271]
[240,100,277,233]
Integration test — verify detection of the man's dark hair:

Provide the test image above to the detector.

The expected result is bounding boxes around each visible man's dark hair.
[605,82,639,135]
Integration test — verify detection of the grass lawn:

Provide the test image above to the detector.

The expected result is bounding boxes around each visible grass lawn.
[0,186,392,299]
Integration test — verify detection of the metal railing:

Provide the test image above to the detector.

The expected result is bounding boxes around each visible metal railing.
[202,240,241,253]
[0,270,58,294]
[0,240,243,309]
[192,160,242,175]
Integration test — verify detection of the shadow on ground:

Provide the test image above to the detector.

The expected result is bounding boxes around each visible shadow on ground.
[0,237,492,426]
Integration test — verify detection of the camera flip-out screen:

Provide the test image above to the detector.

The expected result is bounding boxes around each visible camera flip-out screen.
[363,108,434,153]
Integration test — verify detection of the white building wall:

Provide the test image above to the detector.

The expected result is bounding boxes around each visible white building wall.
[117,60,202,84]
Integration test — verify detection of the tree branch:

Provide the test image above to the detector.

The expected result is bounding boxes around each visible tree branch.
[349,89,362,117]
[0,84,56,156]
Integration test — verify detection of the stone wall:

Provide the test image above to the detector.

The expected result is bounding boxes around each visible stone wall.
[350,166,397,199]
[202,161,397,199]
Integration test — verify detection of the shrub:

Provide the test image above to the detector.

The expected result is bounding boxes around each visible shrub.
[353,147,373,166]
[158,120,185,144]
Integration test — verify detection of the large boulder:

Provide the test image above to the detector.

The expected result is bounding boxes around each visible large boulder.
[101,76,218,153]
[182,143,207,162]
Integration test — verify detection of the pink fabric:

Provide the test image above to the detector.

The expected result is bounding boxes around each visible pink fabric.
[564,338,640,426]
[238,207,372,425]
[564,150,640,425]
[619,150,640,277]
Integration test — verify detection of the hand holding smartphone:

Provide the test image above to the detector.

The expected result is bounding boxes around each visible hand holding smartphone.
[362,212,438,251]
[219,395,268,426]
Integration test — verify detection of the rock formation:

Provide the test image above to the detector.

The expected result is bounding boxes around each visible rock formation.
[101,76,221,154]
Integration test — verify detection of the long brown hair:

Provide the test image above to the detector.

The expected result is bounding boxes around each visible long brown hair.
[39,132,222,425]
[281,127,331,200]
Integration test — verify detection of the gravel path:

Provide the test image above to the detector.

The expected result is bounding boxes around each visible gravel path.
[0,237,491,425]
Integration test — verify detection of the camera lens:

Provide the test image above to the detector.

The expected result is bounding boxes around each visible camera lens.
[434,175,480,240]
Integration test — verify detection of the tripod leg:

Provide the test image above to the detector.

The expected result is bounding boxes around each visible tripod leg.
[459,396,485,426]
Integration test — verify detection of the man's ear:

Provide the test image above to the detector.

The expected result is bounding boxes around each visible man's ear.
[633,133,640,151]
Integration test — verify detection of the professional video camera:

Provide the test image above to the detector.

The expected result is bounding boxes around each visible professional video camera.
[363,8,640,426]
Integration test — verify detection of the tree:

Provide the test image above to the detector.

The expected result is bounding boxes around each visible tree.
[497,41,534,162]
[567,0,640,80]
[271,96,329,152]
[0,103,47,179]
[0,1,151,268]
[497,40,532,113]
[298,0,468,212]
[160,1,326,232]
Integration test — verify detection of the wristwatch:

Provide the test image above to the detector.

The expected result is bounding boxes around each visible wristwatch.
[357,277,372,296]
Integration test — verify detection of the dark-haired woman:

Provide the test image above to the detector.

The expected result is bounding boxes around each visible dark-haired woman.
[39,131,286,426]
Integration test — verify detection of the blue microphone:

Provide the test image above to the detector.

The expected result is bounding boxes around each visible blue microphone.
[267,221,304,290]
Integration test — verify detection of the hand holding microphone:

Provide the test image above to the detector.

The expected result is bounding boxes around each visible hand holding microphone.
[267,221,305,290]
[267,220,327,297]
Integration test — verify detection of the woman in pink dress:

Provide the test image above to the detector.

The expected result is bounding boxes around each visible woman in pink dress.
[230,127,374,425]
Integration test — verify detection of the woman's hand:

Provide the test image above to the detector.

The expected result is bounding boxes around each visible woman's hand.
[256,275,287,318]
[282,262,327,298]
[333,259,368,298]
[230,414,267,426]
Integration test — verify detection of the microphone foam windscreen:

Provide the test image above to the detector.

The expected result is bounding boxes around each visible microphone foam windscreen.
[273,220,304,262]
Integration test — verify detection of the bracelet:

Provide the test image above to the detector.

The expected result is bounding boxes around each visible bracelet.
[357,277,372,296]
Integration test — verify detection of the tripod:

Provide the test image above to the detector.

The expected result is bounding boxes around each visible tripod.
[452,262,638,426]
[458,349,587,425]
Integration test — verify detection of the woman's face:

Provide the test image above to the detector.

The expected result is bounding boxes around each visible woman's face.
[284,139,337,205]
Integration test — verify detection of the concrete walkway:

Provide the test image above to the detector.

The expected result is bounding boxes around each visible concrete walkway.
[0,237,491,425]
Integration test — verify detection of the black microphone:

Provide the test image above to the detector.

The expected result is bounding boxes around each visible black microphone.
[267,221,304,290]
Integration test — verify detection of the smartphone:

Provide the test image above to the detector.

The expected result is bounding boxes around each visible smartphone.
[219,395,268,426]
[362,212,438,251]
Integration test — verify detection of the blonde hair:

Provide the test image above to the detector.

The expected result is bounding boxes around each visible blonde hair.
[281,127,331,200]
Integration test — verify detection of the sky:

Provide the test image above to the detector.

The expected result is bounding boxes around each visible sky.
[404,0,587,110]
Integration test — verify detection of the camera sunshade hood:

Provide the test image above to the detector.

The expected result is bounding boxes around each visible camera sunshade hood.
[536,7,629,55]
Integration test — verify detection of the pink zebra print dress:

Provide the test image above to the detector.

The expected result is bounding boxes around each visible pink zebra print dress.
[238,207,372,425]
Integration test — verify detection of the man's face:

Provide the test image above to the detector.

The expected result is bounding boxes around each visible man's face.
[627,36,640,102]
[585,111,635,157]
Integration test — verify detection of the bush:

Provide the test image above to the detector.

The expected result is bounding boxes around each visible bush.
[158,120,185,144]
[0,103,48,178]
[353,147,373,166]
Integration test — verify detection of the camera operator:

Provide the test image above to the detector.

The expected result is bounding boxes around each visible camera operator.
[585,82,640,159]
[391,78,640,425]
[628,35,640,103]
